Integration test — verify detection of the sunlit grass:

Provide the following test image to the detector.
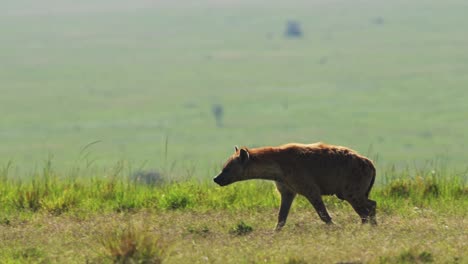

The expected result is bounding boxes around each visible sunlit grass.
[0,161,466,217]
[0,161,464,262]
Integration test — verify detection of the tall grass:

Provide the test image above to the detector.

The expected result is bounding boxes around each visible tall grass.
[0,161,466,217]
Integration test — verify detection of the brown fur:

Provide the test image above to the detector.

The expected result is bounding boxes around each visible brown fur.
[213,142,377,230]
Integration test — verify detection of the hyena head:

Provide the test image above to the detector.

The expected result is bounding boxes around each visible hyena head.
[213,146,250,186]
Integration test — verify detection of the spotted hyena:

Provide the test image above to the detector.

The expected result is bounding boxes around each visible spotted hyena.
[213,142,377,230]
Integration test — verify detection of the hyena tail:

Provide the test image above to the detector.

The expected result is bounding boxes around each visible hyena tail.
[365,165,376,198]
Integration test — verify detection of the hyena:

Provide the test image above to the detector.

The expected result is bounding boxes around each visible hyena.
[213,143,377,230]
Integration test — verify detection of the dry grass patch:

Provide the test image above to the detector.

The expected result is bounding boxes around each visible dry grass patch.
[0,210,466,263]
[97,221,165,263]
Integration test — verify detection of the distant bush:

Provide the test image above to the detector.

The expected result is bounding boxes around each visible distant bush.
[285,20,302,38]
[131,170,164,186]
[211,104,224,128]
[371,17,385,25]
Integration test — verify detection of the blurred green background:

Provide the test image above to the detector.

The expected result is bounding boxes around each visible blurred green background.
[1,0,467,177]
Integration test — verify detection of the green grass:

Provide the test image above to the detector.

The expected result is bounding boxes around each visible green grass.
[1,161,466,216]
[0,166,466,263]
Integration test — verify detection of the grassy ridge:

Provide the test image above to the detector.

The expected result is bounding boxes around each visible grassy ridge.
[1,163,466,216]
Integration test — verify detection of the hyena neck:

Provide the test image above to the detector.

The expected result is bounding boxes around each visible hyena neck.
[245,149,284,182]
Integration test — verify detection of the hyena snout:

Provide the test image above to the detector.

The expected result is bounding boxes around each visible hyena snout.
[213,173,231,186]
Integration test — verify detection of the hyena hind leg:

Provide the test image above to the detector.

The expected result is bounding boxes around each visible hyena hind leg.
[347,196,377,225]
[367,199,377,225]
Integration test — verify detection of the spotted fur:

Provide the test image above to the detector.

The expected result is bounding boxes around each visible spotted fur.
[213,142,377,230]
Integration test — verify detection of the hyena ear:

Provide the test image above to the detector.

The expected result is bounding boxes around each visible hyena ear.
[239,148,250,164]
[234,146,239,152]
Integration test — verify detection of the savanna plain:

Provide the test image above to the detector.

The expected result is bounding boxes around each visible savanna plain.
[0,0,467,263]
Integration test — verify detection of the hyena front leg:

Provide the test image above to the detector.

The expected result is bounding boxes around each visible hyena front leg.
[275,182,296,231]
[304,192,333,224]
